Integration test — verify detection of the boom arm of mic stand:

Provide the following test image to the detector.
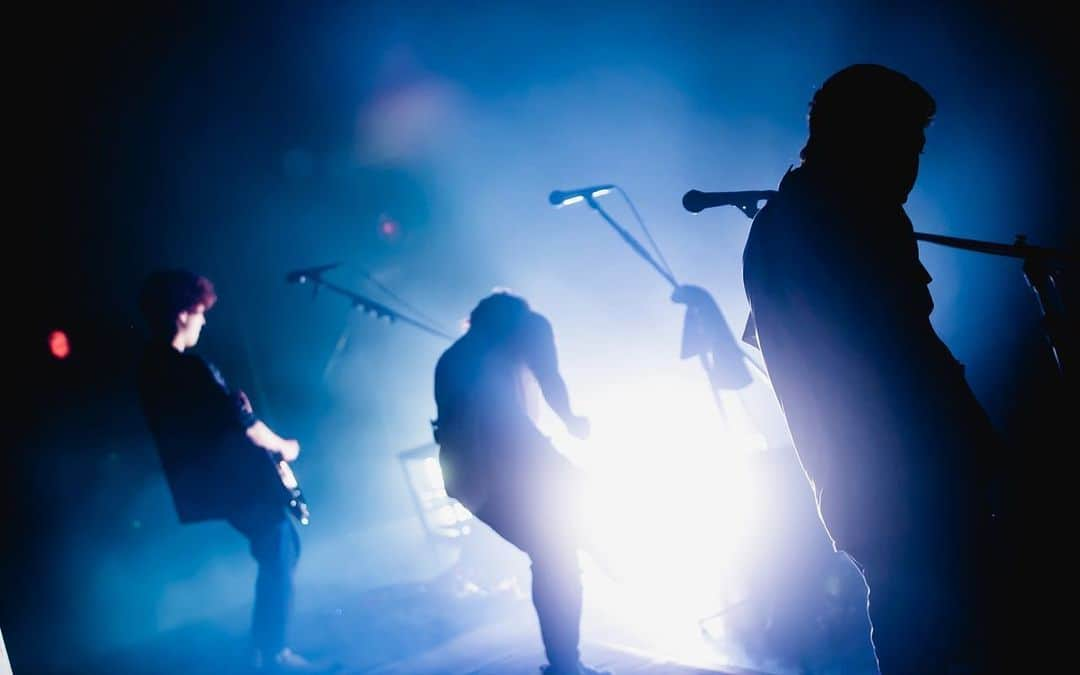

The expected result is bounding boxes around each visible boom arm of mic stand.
[912,233,1071,382]
[289,271,455,341]
[689,187,1072,383]
[586,194,679,288]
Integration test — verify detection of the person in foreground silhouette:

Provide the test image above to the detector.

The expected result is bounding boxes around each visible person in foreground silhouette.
[742,65,1009,673]
[432,291,610,675]
[136,269,327,674]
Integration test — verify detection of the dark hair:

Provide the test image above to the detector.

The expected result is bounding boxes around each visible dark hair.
[468,291,530,338]
[801,64,935,162]
[138,269,217,338]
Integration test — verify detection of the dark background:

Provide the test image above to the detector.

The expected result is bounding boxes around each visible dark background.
[8,1,1073,672]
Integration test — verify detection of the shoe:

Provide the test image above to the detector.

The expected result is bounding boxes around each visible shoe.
[252,647,339,673]
[540,663,613,675]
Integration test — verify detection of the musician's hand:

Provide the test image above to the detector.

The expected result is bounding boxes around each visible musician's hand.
[236,390,253,414]
[279,439,300,462]
[566,415,591,440]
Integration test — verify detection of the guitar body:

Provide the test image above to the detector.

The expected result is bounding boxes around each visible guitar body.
[235,389,311,525]
[272,455,310,525]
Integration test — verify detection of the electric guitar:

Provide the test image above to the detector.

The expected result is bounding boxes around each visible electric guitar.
[236,390,311,525]
[272,453,310,525]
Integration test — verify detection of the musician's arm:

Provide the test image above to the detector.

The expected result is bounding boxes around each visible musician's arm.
[527,314,590,440]
[245,421,300,461]
[189,356,302,465]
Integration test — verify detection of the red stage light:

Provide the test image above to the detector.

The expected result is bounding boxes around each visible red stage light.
[378,215,400,240]
[48,330,71,359]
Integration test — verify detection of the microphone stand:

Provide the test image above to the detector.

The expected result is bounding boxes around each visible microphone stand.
[584,193,679,288]
[289,268,454,340]
[685,189,1073,384]
[287,265,455,379]
[577,192,775,635]
[568,193,764,426]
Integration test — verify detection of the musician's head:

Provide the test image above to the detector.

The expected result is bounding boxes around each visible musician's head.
[801,64,935,202]
[467,290,531,341]
[139,269,217,350]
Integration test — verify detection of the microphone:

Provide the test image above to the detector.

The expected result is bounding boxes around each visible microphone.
[682,189,777,218]
[286,262,341,284]
[548,184,616,207]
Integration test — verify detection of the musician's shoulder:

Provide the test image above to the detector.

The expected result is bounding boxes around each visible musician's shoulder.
[522,310,553,337]
[182,352,229,387]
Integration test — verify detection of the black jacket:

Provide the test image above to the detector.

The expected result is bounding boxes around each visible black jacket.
[743,165,1001,553]
[137,342,282,523]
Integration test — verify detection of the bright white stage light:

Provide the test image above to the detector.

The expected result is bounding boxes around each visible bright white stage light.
[406,364,771,662]
[533,369,769,661]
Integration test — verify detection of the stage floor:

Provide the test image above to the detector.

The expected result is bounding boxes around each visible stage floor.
[362,617,769,675]
[15,515,875,674]
[58,573,784,675]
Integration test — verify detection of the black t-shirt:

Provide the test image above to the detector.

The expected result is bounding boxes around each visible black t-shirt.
[433,311,556,450]
[742,165,1000,551]
[137,341,279,523]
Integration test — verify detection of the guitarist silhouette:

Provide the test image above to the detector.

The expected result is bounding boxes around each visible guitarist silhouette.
[136,269,325,672]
